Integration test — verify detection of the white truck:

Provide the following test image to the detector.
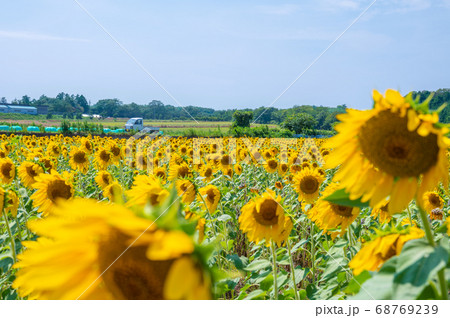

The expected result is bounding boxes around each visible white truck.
[125,117,160,133]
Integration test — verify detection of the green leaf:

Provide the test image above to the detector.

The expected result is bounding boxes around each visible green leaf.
[226,254,248,270]
[345,270,371,295]
[243,289,267,300]
[323,189,370,208]
[350,257,397,300]
[244,259,271,272]
[392,239,448,299]
[217,214,232,222]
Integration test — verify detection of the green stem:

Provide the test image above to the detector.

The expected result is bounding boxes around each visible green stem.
[406,205,413,226]
[417,203,448,300]
[2,208,17,263]
[271,241,278,300]
[310,220,316,285]
[287,239,300,300]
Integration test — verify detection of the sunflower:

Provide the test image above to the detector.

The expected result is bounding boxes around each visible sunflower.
[31,171,74,216]
[275,181,284,190]
[18,161,44,188]
[326,89,449,213]
[423,191,444,215]
[95,148,113,169]
[349,227,424,275]
[307,183,360,238]
[153,167,167,182]
[95,170,113,189]
[46,142,61,157]
[81,137,93,154]
[264,159,278,173]
[200,164,214,182]
[239,189,292,246]
[175,179,196,204]
[39,156,55,172]
[69,147,89,173]
[5,190,19,218]
[235,163,243,175]
[168,164,192,181]
[0,158,16,184]
[198,185,221,214]
[293,167,325,204]
[278,162,289,176]
[12,199,211,300]
[370,200,392,224]
[126,175,169,207]
[103,181,123,202]
[107,143,122,162]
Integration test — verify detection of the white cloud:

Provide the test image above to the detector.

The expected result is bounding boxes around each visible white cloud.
[320,0,362,11]
[0,30,89,42]
[381,0,431,13]
[255,4,300,15]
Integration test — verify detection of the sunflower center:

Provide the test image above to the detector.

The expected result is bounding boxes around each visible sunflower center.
[331,204,353,218]
[268,160,277,169]
[177,166,189,178]
[26,165,38,177]
[206,189,216,204]
[1,162,13,178]
[359,110,439,177]
[99,230,173,300]
[280,164,288,173]
[102,174,111,185]
[428,193,441,206]
[73,151,87,164]
[110,146,121,157]
[204,168,212,178]
[299,176,319,194]
[253,199,279,226]
[47,180,72,202]
[100,151,111,162]
[156,170,165,179]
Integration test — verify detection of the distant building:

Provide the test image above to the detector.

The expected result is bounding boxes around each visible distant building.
[0,104,39,115]
[35,105,49,115]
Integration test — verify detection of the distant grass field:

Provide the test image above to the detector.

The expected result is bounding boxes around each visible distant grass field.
[0,114,278,136]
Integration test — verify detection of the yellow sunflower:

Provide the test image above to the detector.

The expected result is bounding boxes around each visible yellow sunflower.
[69,147,89,173]
[175,179,196,204]
[152,167,167,182]
[198,185,221,214]
[0,158,15,184]
[263,158,278,173]
[307,183,360,238]
[349,227,424,275]
[126,175,169,207]
[95,170,113,189]
[18,161,44,188]
[370,200,392,224]
[5,190,19,218]
[168,163,192,181]
[95,148,113,169]
[200,164,214,182]
[239,189,292,246]
[326,89,449,213]
[103,181,123,202]
[293,167,325,204]
[423,191,444,215]
[12,198,211,300]
[31,170,74,216]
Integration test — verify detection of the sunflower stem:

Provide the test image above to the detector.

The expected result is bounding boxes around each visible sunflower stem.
[287,239,300,300]
[271,240,278,300]
[416,202,448,300]
[1,207,17,263]
[310,220,316,285]
[406,205,414,226]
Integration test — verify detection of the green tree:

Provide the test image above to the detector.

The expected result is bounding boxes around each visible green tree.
[232,110,253,128]
[281,113,317,134]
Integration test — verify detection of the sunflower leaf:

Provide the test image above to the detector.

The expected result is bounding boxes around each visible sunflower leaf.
[323,189,370,208]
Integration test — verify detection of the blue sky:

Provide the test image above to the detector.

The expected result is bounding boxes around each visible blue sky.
[1,0,449,110]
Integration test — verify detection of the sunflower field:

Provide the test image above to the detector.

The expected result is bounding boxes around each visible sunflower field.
[0,89,449,300]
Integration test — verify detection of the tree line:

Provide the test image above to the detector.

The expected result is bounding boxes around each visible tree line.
[1,88,448,128]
